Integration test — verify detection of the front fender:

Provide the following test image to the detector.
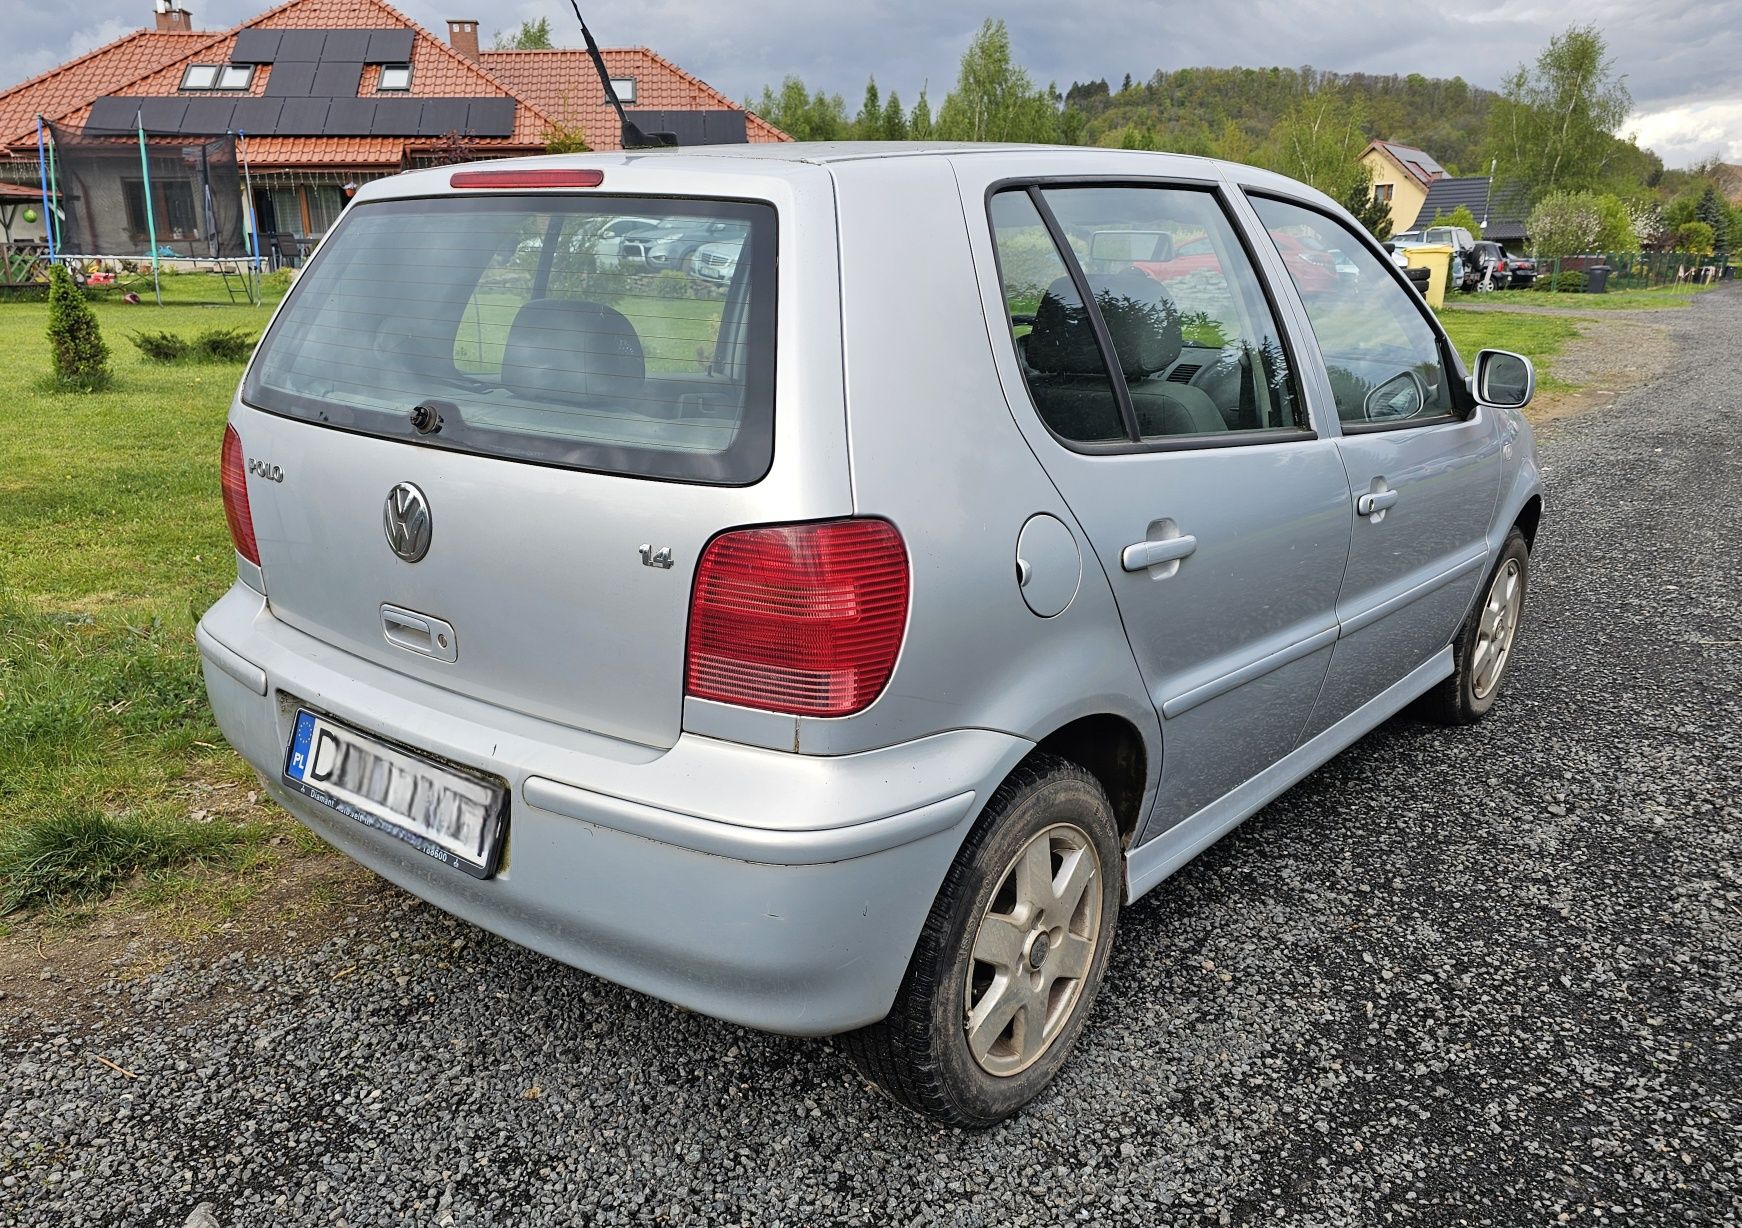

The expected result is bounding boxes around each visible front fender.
[1490,404,1543,551]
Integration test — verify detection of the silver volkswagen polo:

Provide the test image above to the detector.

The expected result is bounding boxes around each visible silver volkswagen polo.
[200,144,1541,1126]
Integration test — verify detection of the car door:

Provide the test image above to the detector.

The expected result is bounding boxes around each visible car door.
[981,179,1353,838]
[1244,192,1504,736]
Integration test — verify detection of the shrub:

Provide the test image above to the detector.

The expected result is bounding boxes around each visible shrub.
[1532,270,1588,292]
[45,263,112,390]
[1527,191,1602,259]
[125,326,257,364]
[192,327,256,362]
[130,330,189,362]
[650,269,698,299]
[1429,204,1483,241]
[1673,220,1715,257]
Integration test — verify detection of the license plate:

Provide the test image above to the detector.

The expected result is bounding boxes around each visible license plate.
[283,709,508,878]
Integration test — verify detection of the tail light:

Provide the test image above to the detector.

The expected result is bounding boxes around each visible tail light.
[1497,259,1508,271]
[220,424,260,567]
[685,519,909,718]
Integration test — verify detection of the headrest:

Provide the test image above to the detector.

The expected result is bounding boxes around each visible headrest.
[502,298,645,404]
[1026,271,1183,379]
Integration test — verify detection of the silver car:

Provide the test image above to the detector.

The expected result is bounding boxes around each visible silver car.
[201,144,1541,1127]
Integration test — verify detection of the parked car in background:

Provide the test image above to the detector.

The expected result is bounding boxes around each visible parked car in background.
[1136,230,1353,296]
[610,219,746,273]
[1470,240,1535,290]
[590,216,662,270]
[692,237,743,284]
[1392,225,1482,292]
[203,146,1543,1129]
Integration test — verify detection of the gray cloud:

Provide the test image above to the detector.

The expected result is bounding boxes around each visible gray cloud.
[2,0,1737,165]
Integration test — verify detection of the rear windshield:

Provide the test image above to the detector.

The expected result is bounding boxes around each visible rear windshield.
[244,194,777,484]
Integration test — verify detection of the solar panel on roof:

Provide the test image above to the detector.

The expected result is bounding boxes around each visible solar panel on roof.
[231,29,282,62]
[137,99,190,132]
[310,61,363,98]
[83,98,138,132]
[371,99,422,135]
[702,112,747,144]
[179,99,237,133]
[264,60,317,97]
[274,30,326,61]
[275,98,331,134]
[230,97,284,135]
[417,98,469,136]
[627,110,719,145]
[324,99,376,136]
[465,99,516,137]
[319,29,371,61]
[365,29,415,63]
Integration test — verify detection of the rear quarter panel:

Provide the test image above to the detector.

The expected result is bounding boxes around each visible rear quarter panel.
[694,154,1158,773]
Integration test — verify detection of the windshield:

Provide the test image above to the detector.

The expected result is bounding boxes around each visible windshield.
[244,194,778,485]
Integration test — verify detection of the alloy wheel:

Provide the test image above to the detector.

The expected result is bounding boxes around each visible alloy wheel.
[963,822,1103,1077]
[1472,557,1524,700]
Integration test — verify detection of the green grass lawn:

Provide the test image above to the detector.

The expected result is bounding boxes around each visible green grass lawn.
[0,274,300,920]
[1468,285,1716,311]
[1436,308,1583,394]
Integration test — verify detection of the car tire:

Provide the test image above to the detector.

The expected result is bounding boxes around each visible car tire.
[839,754,1122,1128]
[1418,528,1530,725]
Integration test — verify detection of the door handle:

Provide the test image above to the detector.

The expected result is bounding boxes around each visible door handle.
[1121,534,1198,572]
[1357,489,1400,517]
[381,604,458,663]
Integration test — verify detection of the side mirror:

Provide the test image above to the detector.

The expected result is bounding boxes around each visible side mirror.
[1473,348,1534,409]
[1364,370,1427,421]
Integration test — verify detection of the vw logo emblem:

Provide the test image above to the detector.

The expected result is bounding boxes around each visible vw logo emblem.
[383,482,432,563]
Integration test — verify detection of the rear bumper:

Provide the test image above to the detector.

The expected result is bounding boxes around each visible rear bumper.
[197,582,1031,1035]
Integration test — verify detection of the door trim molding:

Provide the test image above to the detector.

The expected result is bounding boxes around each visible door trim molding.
[1341,548,1488,637]
[1127,647,1452,898]
[1159,623,1339,719]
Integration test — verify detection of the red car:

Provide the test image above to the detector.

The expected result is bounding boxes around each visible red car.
[1136,232,1342,295]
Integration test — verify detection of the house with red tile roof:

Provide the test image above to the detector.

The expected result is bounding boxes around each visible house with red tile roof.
[0,0,785,253]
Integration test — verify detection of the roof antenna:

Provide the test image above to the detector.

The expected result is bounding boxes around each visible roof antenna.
[566,1,677,149]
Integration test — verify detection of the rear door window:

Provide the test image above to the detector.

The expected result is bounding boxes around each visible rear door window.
[245,195,777,485]
[988,183,1307,446]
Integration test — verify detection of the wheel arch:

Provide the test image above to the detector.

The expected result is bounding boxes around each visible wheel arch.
[1513,493,1543,551]
[1028,712,1152,850]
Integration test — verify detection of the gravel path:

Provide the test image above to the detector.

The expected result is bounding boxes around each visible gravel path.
[5,290,1740,1227]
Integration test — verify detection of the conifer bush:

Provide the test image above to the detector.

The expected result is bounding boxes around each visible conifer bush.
[45,263,112,390]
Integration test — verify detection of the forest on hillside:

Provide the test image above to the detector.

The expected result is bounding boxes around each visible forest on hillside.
[1061,67,1501,175]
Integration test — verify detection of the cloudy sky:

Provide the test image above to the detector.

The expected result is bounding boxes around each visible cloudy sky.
[3,0,1738,167]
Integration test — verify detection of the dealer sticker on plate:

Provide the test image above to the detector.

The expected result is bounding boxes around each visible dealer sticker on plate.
[283,709,507,878]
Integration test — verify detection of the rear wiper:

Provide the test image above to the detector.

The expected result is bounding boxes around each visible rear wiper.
[410,399,459,435]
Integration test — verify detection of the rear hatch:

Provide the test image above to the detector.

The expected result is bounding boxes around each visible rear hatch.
[234,171,830,749]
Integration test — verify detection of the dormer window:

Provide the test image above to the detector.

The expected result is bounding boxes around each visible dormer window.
[608,76,636,103]
[180,63,254,91]
[378,63,413,91]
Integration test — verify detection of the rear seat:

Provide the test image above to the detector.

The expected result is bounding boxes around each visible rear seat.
[1025,272,1225,440]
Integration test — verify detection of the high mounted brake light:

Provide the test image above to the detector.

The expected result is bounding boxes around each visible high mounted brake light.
[685,520,910,718]
[449,168,604,189]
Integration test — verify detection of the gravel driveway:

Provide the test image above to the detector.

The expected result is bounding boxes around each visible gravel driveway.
[5,290,1739,1228]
